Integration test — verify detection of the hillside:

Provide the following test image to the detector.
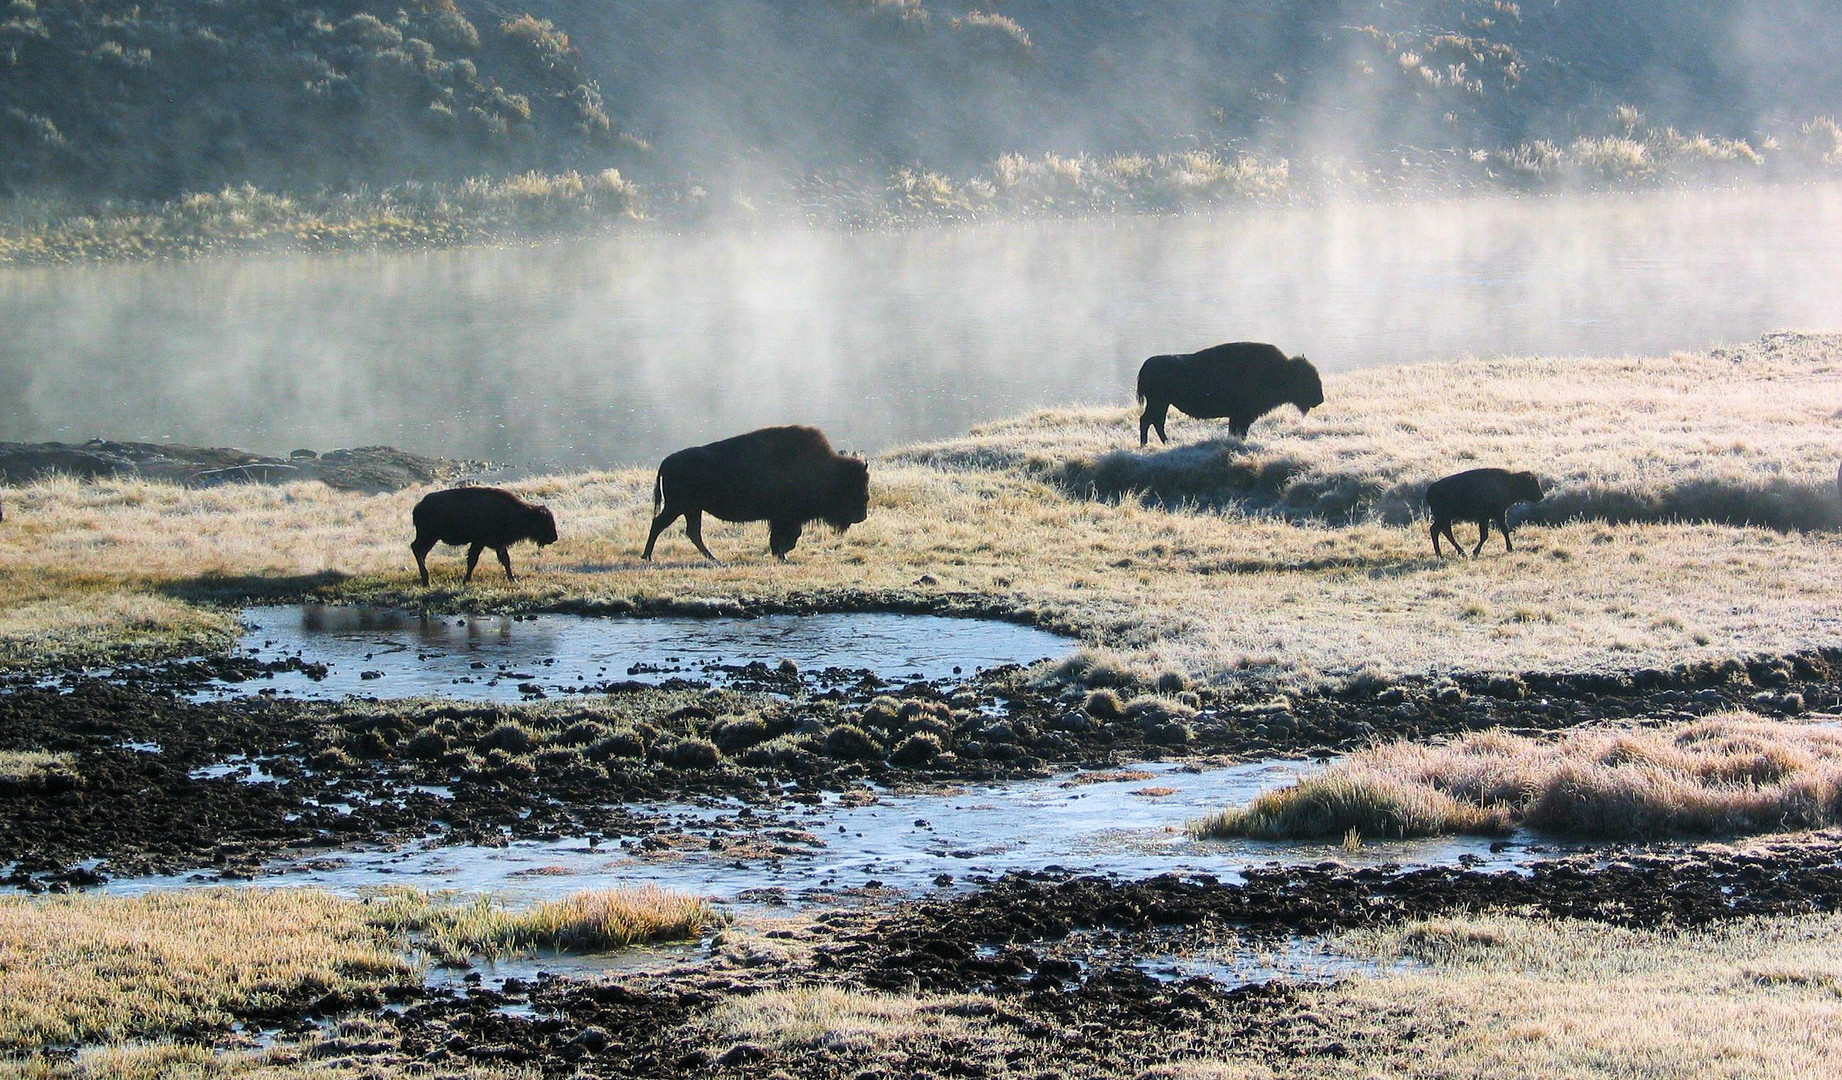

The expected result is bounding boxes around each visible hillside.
[4,0,1842,257]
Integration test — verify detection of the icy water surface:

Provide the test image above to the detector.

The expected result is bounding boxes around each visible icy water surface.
[106,760,1551,905]
[213,604,1074,700]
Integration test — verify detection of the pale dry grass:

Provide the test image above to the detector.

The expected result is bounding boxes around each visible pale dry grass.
[700,986,1013,1054]
[1196,714,1842,841]
[0,889,410,1049]
[0,1041,538,1079]
[1300,912,1842,1079]
[365,886,715,964]
[895,331,1842,529]
[4,336,1842,683]
[0,750,73,783]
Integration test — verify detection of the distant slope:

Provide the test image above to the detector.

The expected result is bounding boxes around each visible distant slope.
[0,0,636,199]
[4,0,1841,212]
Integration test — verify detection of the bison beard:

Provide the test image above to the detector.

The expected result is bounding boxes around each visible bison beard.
[643,426,869,562]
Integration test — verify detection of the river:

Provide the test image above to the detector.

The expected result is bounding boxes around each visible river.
[3,182,1840,470]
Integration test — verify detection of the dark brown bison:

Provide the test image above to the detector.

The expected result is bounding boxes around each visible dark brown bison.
[1136,342,1324,445]
[642,426,869,562]
[411,486,557,585]
[1427,468,1544,557]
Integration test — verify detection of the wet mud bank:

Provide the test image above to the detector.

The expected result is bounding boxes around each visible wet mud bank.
[145,834,1842,1080]
[3,643,1839,888]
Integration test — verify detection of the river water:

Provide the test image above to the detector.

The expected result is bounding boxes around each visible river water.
[4,184,1841,471]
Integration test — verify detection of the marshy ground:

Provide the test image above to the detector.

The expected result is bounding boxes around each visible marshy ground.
[4,334,1842,1076]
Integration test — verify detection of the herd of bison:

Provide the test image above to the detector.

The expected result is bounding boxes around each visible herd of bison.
[411,341,1546,583]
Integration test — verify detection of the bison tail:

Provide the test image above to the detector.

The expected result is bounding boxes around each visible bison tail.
[652,469,663,516]
[1134,367,1147,405]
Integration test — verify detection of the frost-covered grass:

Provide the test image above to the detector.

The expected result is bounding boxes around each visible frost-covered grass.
[4,335,1842,684]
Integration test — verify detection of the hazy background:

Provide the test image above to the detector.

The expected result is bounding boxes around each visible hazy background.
[5,184,1839,469]
[9,1,1842,202]
[6,1,1842,466]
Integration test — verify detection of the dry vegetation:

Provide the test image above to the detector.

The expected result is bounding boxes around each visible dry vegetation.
[0,1042,529,1080]
[699,986,1014,1056]
[366,886,715,965]
[3,335,1842,684]
[0,885,710,1053]
[1292,912,1842,1079]
[0,889,410,1049]
[1195,713,1842,842]
[0,171,638,265]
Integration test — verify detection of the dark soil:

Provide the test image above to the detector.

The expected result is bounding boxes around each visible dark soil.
[2,646,1837,888]
[172,833,1842,1079]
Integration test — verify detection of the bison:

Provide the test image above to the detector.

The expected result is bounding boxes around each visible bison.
[642,425,869,562]
[1427,468,1544,557]
[411,486,557,585]
[1136,342,1324,445]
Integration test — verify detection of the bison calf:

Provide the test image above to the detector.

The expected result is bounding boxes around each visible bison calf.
[643,425,869,562]
[1427,468,1544,557]
[1136,341,1323,445]
[411,486,557,585]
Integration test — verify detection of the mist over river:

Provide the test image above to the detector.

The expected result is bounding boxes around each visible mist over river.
[4,183,1841,472]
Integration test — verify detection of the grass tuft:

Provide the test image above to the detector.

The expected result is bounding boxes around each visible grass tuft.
[364,886,715,965]
[1195,714,1842,841]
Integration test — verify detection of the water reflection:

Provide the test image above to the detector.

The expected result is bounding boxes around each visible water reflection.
[4,184,1840,469]
[220,604,1073,700]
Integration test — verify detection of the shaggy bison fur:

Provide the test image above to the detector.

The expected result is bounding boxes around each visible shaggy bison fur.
[1427,468,1544,557]
[411,486,557,585]
[643,425,870,562]
[1136,342,1324,445]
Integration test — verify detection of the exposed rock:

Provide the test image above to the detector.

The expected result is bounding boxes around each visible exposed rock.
[0,439,486,493]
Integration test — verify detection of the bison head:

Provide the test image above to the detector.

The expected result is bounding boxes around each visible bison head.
[1509,472,1544,504]
[1288,356,1325,415]
[823,457,871,531]
[530,505,559,546]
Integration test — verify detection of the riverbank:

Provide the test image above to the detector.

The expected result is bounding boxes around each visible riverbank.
[5,134,1838,267]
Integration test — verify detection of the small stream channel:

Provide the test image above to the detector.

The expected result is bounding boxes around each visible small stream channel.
[106,759,1558,904]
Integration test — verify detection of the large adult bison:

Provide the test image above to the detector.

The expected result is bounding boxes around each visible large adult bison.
[1427,468,1544,557]
[1136,342,1324,445]
[642,426,869,562]
[411,486,557,585]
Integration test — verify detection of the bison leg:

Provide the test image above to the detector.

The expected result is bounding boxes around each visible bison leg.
[1430,518,1446,558]
[1140,401,1170,446]
[1471,519,1489,557]
[642,509,682,561]
[1497,512,1514,553]
[463,542,484,583]
[769,519,803,560]
[412,537,436,586]
[495,546,516,583]
[684,511,719,562]
[1229,415,1253,439]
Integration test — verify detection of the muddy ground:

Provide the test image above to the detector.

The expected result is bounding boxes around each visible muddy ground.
[140,835,1842,1079]
[5,652,1842,1075]
[1,647,1835,886]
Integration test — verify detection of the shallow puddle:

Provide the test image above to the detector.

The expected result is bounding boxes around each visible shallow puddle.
[104,760,1561,905]
[212,605,1073,701]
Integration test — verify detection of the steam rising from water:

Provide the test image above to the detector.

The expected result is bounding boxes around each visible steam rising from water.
[3,184,1840,470]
